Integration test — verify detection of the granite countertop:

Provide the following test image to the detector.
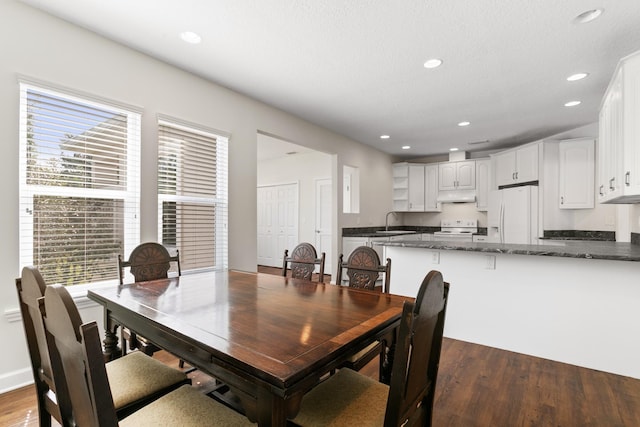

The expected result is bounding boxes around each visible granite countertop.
[377,239,640,262]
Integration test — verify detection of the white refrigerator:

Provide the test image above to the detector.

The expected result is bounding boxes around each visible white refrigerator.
[488,186,539,244]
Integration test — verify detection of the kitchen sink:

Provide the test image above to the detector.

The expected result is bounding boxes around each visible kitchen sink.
[375,230,417,235]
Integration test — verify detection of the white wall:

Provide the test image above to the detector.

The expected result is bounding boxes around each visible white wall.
[0,1,393,392]
[257,148,332,246]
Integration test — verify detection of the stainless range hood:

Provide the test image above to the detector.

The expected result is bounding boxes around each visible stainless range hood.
[436,190,477,203]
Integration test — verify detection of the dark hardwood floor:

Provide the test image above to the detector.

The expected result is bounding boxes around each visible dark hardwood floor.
[2,338,639,427]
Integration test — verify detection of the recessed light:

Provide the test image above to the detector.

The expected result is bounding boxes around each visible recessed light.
[423,58,443,69]
[458,121,470,127]
[450,148,459,152]
[567,72,589,81]
[180,31,202,44]
[401,145,411,150]
[380,135,390,139]
[573,9,603,24]
[564,101,582,107]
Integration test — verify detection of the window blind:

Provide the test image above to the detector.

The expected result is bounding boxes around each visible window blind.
[19,83,140,286]
[158,119,228,271]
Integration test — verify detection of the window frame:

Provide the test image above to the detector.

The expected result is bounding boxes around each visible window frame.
[18,80,141,289]
[156,116,229,273]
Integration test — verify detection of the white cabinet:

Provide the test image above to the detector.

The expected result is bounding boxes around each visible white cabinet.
[558,138,595,209]
[393,163,426,211]
[493,142,540,187]
[393,162,441,212]
[475,158,490,211]
[597,50,640,203]
[438,160,475,190]
[392,163,409,211]
[424,164,441,212]
[407,164,425,211]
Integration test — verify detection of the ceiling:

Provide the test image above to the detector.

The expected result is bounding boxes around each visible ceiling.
[21,0,640,158]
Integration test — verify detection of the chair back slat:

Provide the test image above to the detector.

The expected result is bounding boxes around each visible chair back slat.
[336,246,391,293]
[384,270,449,427]
[282,242,325,282]
[42,284,120,427]
[118,242,181,284]
[16,267,64,424]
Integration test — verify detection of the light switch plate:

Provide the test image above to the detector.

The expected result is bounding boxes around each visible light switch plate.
[431,252,440,264]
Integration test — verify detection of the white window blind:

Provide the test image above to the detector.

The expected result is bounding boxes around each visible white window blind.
[158,119,228,271]
[19,82,140,286]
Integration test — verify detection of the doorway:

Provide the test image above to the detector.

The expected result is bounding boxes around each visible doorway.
[257,133,333,273]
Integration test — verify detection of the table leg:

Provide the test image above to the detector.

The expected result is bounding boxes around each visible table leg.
[380,329,397,384]
[101,310,121,361]
[255,388,304,426]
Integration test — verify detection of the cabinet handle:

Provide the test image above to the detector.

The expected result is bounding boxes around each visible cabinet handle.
[512,172,516,180]
[609,177,616,191]
[560,196,564,205]
[625,171,631,186]
[599,185,604,196]
[515,171,518,180]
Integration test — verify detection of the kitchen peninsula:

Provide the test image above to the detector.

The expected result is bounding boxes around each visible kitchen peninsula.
[377,238,640,380]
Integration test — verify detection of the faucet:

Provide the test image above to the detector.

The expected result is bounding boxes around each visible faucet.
[385,211,397,231]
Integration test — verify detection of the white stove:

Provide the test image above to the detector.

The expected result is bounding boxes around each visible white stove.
[433,219,477,242]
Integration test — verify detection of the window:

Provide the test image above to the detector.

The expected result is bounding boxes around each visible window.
[19,82,140,286]
[157,117,228,272]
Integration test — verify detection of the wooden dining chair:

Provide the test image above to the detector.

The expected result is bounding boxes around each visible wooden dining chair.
[292,270,449,427]
[335,246,392,377]
[118,242,181,285]
[336,246,391,293]
[15,266,189,426]
[282,242,326,282]
[39,283,255,427]
[118,243,181,359]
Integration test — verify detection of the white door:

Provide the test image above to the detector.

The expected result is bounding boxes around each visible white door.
[315,179,332,275]
[257,186,275,266]
[257,183,299,267]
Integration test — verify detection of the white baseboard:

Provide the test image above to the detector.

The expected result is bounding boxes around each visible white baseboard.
[0,367,33,394]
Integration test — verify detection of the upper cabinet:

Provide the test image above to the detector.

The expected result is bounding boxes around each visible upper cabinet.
[407,164,425,211]
[424,164,441,211]
[558,138,595,209]
[393,163,425,211]
[392,162,441,212]
[438,160,475,191]
[475,158,490,211]
[493,142,540,187]
[392,163,410,211]
[598,50,640,203]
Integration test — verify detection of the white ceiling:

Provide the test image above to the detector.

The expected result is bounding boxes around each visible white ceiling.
[21,0,640,158]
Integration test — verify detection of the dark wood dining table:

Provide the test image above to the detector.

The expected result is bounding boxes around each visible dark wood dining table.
[87,270,409,426]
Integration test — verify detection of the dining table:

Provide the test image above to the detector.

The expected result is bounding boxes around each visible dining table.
[87,270,410,426]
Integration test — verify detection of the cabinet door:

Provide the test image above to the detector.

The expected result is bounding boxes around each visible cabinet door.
[408,164,425,211]
[559,139,595,209]
[599,74,624,201]
[456,161,476,189]
[494,151,516,187]
[515,144,539,183]
[438,163,457,190]
[622,56,640,198]
[424,164,441,211]
[475,159,490,211]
